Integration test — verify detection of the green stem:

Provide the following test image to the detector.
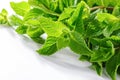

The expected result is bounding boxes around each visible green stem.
[90,6,114,11]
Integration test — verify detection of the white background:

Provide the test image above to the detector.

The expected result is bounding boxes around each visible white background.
[0,0,119,80]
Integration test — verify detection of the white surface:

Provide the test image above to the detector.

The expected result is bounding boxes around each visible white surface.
[0,0,120,80]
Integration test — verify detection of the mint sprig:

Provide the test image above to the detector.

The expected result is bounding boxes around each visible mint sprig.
[1,0,120,80]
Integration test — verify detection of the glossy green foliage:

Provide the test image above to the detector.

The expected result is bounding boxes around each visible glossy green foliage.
[1,0,120,80]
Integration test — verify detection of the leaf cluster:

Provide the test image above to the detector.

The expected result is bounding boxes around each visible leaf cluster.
[1,0,120,80]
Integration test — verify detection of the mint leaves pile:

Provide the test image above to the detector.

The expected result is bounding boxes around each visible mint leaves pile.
[1,0,120,80]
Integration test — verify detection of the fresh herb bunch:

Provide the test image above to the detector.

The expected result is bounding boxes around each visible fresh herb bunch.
[0,0,120,80]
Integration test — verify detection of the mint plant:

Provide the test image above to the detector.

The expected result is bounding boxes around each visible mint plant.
[1,0,120,80]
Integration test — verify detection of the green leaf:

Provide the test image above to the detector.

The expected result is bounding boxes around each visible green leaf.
[74,3,84,34]
[58,0,75,12]
[106,51,120,80]
[24,8,44,21]
[97,13,120,37]
[8,15,23,26]
[39,17,69,37]
[97,13,119,23]
[37,0,49,8]
[63,0,69,7]
[69,31,93,56]
[112,5,120,17]
[68,0,75,6]
[31,37,45,44]
[109,35,120,43]
[87,0,117,7]
[57,33,70,49]
[67,1,90,34]
[10,1,30,16]
[87,0,96,7]
[105,0,120,6]
[92,62,103,76]
[49,0,59,12]
[16,25,28,34]
[58,0,74,9]
[26,25,44,44]
[37,36,58,55]
[85,20,105,37]
[58,7,74,21]
[58,0,64,11]
[0,9,8,24]
[0,15,5,24]
[90,41,115,62]
[90,38,105,46]
[1,9,8,16]
[79,55,90,61]
[28,0,40,7]
[96,0,106,6]
[28,0,60,16]
[27,26,44,38]
[103,21,120,37]
[67,1,90,25]
[24,19,40,27]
